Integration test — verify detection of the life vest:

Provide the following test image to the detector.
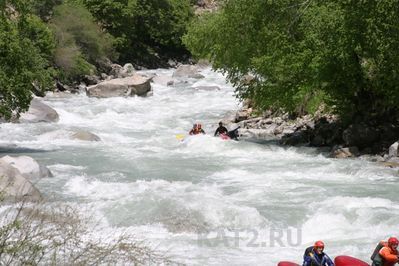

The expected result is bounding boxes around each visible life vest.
[371,241,398,266]
[371,241,385,266]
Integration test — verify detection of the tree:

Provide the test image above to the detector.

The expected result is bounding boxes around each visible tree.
[83,0,193,67]
[184,0,399,121]
[50,1,116,82]
[0,0,55,120]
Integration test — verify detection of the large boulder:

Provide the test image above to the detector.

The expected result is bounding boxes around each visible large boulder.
[0,160,42,201]
[71,131,101,141]
[19,99,59,123]
[86,74,151,98]
[1,155,53,182]
[389,141,399,157]
[342,123,379,149]
[172,65,200,78]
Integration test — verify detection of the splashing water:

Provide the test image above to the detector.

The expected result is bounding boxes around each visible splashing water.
[0,68,398,265]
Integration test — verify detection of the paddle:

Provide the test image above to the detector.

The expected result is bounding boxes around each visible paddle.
[175,134,185,141]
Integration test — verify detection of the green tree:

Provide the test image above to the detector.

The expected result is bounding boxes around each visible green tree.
[83,0,193,67]
[31,0,63,21]
[0,0,55,120]
[50,1,116,82]
[184,0,399,121]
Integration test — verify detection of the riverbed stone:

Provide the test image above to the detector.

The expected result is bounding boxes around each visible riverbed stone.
[120,63,135,77]
[0,160,42,201]
[172,65,199,78]
[19,98,59,123]
[86,74,151,98]
[388,141,399,157]
[71,131,101,141]
[1,155,53,182]
[331,146,359,158]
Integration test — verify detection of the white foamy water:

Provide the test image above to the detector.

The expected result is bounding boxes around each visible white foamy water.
[1,68,398,265]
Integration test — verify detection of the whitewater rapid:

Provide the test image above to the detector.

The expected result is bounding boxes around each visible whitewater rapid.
[1,68,399,265]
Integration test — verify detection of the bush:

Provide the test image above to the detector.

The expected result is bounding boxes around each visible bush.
[50,1,116,82]
[0,201,172,265]
[0,0,55,120]
[83,0,193,67]
[184,0,399,121]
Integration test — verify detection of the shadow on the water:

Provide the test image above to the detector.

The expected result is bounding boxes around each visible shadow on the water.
[241,137,280,145]
[0,145,54,155]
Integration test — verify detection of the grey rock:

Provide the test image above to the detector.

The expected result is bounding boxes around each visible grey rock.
[172,65,199,78]
[388,141,399,157]
[331,146,359,158]
[188,73,205,79]
[120,63,135,77]
[1,155,53,182]
[86,74,151,98]
[19,99,59,123]
[71,131,101,142]
[0,160,42,201]
[83,75,101,86]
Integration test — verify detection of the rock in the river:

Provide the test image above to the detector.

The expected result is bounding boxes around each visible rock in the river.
[86,74,151,98]
[172,65,200,78]
[1,156,53,182]
[119,63,135,77]
[331,146,359,158]
[19,98,59,123]
[71,131,101,141]
[388,141,399,157]
[0,160,42,201]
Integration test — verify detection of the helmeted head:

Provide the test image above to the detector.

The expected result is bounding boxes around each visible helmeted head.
[314,241,325,254]
[198,124,202,129]
[219,121,223,126]
[388,237,399,249]
[193,124,197,129]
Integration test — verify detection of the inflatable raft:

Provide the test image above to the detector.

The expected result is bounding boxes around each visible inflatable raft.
[278,255,369,266]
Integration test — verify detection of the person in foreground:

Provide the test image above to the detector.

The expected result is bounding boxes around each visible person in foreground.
[189,123,205,135]
[214,122,228,136]
[371,237,399,266]
[303,240,334,266]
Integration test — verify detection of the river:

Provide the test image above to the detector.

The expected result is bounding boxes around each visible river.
[1,68,398,265]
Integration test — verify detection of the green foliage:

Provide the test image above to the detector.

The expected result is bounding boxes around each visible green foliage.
[0,0,55,120]
[184,0,399,120]
[31,0,63,20]
[50,1,116,81]
[83,0,193,66]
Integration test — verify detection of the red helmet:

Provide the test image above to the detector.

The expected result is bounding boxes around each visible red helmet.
[314,241,325,249]
[388,237,399,247]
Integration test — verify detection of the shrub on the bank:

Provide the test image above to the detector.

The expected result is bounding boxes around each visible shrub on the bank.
[0,0,55,120]
[0,202,170,264]
[50,1,116,82]
[32,0,63,20]
[82,0,193,67]
[184,0,399,121]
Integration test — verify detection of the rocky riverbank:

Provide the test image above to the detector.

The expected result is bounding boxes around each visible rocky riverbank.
[1,63,211,201]
[227,102,399,167]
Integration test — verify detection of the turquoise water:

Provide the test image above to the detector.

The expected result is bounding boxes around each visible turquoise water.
[0,68,398,265]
